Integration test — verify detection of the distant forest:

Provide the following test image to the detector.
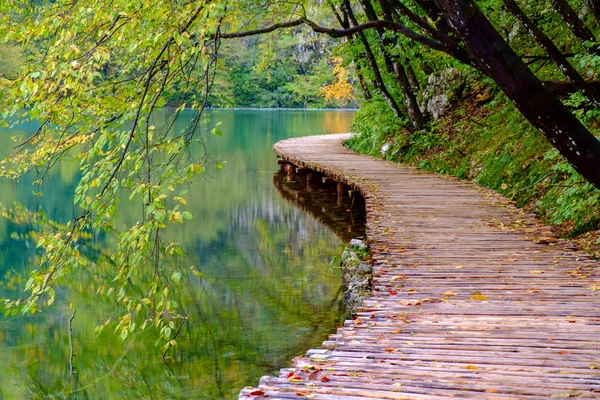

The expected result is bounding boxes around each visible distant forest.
[0,32,356,109]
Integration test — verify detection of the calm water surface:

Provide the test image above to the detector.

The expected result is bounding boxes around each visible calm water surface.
[0,110,356,399]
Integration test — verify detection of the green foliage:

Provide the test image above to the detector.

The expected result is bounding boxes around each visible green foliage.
[0,0,229,346]
[347,97,407,156]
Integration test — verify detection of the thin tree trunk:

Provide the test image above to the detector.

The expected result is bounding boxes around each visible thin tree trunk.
[436,0,600,189]
[549,0,599,53]
[504,0,600,105]
[378,0,426,128]
[343,0,404,118]
[328,1,373,101]
[406,65,420,90]
[584,0,600,25]
[356,63,373,100]
[359,0,425,128]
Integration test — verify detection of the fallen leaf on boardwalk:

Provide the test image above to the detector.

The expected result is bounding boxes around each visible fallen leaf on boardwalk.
[385,347,395,353]
[286,372,295,378]
[485,389,499,393]
[320,376,330,382]
[551,390,582,398]
[455,265,464,269]
[589,363,598,369]
[502,258,518,262]
[588,284,600,291]
[295,392,308,397]
[421,297,442,303]
[289,376,302,382]
[465,365,478,370]
[391,275,407,281]
[529,270,544,274]
[527,288,540,293]
[393,329,403,334]
[566,316,576,323]
[388,289,398,295]
[249,390,267,396]
[443,291,458,297]
[470,292,488,301]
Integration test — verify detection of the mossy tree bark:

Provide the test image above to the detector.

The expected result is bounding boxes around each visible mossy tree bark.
[436,0,600,189]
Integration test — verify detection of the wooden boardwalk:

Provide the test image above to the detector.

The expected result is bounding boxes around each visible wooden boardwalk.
[240,134,600,399]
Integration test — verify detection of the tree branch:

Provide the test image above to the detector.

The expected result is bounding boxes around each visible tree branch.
[218,18,304,38]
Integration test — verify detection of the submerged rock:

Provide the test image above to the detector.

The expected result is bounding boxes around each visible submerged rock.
[340,238,372,311]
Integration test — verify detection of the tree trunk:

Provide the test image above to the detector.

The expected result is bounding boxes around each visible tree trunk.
[358,0,425,129]
[584,0,600,25]
[436,0,600,189]
[355,63,373,100]
[549,0,599,53]
[406,65,420,90]
[343,0,405,118]
[503,0,600,105]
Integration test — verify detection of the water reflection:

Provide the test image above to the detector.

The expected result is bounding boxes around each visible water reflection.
[0,110,355,399]
[272,169,366,243]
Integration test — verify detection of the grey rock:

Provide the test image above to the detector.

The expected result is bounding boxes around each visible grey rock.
[420,68,466,119]
[357,262,372,276]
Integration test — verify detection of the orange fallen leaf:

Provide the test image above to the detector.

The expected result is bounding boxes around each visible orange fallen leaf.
[443,291,458,297]
[485,389,499,393]
[465,365,478,370]
[566,316,576,323]
[529,270,544,274]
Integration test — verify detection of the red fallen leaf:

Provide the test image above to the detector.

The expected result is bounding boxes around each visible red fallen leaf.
[286,372,294,378]
[321,376,331,382]
[249,390,267,396]
[388,289,398,295]
[295,392,308,396]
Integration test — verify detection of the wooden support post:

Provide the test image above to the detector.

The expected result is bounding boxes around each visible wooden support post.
[285,164,294,177]
[307,172,313,184]
[337,182,344,197]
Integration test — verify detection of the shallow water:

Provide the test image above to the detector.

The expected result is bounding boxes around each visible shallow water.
[0,109,357,399]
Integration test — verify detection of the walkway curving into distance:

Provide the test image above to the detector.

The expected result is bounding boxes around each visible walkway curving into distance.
[240,133,600,399]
